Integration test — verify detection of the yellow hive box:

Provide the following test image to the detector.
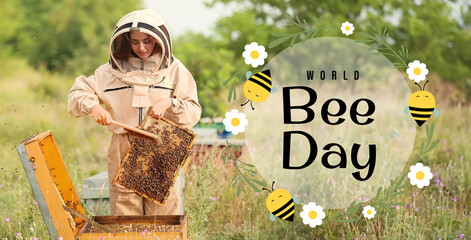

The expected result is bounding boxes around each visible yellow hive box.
[17,131,187,240]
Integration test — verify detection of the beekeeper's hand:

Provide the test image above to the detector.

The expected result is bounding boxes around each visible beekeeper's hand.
[151,97,172,119]
[91,105,112,126]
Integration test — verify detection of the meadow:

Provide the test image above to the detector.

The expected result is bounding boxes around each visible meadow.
[0,58,470,239]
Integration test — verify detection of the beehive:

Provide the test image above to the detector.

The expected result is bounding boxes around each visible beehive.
[113,110,196,205]
[16,131,187,240]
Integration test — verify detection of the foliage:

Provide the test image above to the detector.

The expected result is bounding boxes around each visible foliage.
[355,22,409,69]
[269,14,337,48]
[184,150,218,240]
[221,140,266,196]
[223,70,246,102]
[418,123,440,159]
[208,0,471,97]
[0,57,469,240]
[173,32,235,117]
[1,0,140,76]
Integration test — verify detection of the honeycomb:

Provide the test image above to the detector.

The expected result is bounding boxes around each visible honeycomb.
[112,108,196,205]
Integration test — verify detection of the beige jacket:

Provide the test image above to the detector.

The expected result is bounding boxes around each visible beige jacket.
[68,10,201,132]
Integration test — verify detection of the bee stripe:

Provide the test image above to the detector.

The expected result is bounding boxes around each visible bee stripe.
[278,204,295,219]
[248,78,271,92]
[258,72,272,82]
[274,202,294,217]
[409,106,434,111]
[410,110,433,115]
[411,113,432,119]
[271,199,293,215]
[251,75,272,88]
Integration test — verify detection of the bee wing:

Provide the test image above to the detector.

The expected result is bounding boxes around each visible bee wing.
[270,213,276,221]
[403,106,410,114]
[246,71,252,80]
[433,108,439,117]
[270,86,278,93]
[293,197,300,204]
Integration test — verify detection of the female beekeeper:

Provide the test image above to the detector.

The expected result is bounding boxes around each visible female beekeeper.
[67,9,201,215]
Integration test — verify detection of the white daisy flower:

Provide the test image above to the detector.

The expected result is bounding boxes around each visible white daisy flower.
[300,202,325,228]
[223,109,248,135]
[406,60,429,82]
[242,42,268,68]
[341,21,355,35]
[407,163,433,188]
[362,205,376,219]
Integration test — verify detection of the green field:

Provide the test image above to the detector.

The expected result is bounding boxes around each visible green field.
[0,59,470,239]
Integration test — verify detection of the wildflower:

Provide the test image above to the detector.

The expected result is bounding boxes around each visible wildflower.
[29,227,33,231]
[362,205,376,219]
[32,238,38,240]
[4,218,10,223]
[459,234,465,239]
[410,225,413,229]
[406,60,429,82]
[210,197,216,201]
[341,21,355,35]
[300,202,326,228]
[14,233,21,236]
[406,203,412,209]
[222,109,248,135]
[408,163,433,188]
[99,237,105,240]
[451,197,457,202]
[242,42,268,67]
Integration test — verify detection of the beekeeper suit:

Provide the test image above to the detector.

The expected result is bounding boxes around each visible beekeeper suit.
[67,9,201,215]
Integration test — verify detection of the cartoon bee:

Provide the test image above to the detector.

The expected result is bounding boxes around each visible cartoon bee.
[241,70,272,110]
[263,181,300,222]
[404,80,439,126]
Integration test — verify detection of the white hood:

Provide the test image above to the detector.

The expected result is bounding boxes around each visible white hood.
[109,9,174,75]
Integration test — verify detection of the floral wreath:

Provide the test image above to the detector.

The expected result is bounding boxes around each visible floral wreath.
[220,14,440,228]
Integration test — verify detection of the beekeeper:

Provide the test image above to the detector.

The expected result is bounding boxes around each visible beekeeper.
[67,9,201,215]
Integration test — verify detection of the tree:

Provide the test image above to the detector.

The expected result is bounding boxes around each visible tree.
[206,0,471,95]
[5,0,140,76]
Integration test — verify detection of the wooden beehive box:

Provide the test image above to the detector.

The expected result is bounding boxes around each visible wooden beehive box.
[113,111,196,205]
[16,131,187,240]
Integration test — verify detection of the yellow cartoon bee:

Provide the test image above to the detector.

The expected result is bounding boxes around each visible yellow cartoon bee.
[404,80,439,126]
[263,181,300,222]
[241,70,272,110]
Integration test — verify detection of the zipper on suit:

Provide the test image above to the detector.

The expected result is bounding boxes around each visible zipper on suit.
[139,58,144,125]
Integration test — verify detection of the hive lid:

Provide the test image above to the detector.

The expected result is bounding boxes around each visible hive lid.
[17,130,85,239]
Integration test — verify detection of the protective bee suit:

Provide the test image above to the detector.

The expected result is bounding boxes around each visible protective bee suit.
[67,9,201,215]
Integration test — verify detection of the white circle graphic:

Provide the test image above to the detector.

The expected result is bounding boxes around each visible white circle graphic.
[244,37,416,209]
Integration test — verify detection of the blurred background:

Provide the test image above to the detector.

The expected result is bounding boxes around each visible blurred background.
[0,0,470,239]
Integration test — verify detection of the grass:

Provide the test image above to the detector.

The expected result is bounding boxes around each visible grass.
[0,59,470,239]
